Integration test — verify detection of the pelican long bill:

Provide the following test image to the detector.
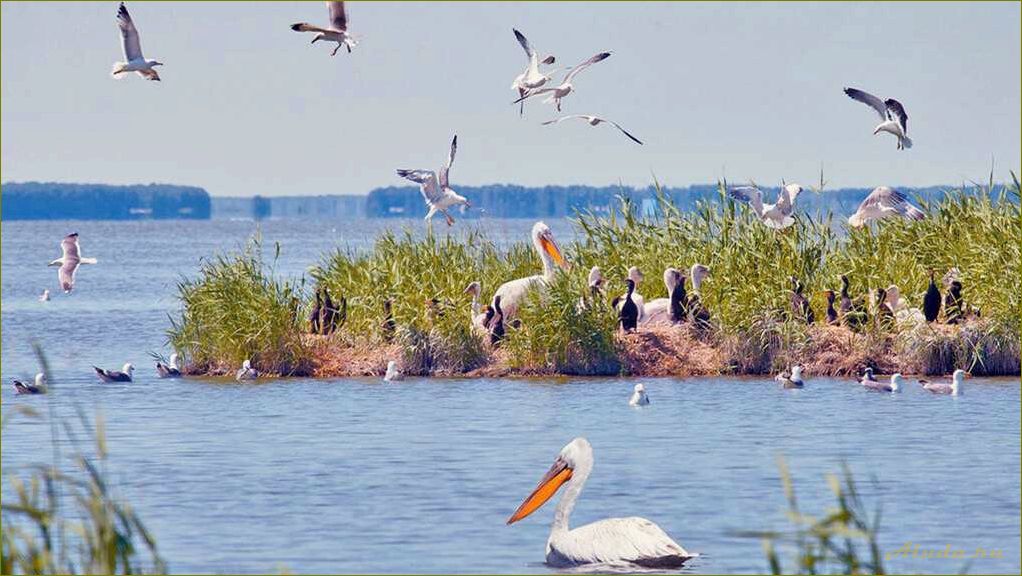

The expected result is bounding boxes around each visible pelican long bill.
[507,457,573,524]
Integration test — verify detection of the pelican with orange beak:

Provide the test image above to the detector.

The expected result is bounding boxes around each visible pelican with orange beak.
[491,221,569,320]
[507,437,696,568]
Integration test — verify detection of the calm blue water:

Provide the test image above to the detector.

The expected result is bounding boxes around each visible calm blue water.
[2,220,1019,574]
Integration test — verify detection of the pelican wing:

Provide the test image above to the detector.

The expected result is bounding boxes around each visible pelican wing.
[563,52,612,84]
[439,135,457,189]
[728,186,765,217]
[884,98,908,134]
[843,87,887,121]
[556,517,694,567]
[327,1,348,32]
[116,2,144,61]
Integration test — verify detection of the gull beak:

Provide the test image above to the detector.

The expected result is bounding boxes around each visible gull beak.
[507,457,573,525]
[540,235,569,271]
[965,372,973,379]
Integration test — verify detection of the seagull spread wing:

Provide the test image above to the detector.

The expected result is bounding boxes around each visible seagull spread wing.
[563,52,611,84]
[328,1,348,32]
[861,186,908,211]
[541,115,588,125]
[775,184,802,214]
[884,99,908,134]
[844,87,887,121]
[439,135,457,189]
[513,87,557,104]
[728,187,765,217]
[604,119,643,145]
[117,2,144,61]
[397,170,443,204]
[513,28,536,59]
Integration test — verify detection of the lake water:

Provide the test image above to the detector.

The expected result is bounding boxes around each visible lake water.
[2,220,1019,574]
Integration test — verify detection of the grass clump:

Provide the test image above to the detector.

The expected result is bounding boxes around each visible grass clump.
[168,237,310,376]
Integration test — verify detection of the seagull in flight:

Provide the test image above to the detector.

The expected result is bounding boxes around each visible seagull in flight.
[542,115,643,145]
[843,87,911,150]
[511,29,556,116]
[291,1,357,56]
[111,2,163,81]
[727,183,804,229]
[513,52,612,111]
[847,186,925,227]
[396,135,471,227]
[48,233,98,294]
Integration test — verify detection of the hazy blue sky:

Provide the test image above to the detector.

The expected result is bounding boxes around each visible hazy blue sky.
[2,1,1019,197]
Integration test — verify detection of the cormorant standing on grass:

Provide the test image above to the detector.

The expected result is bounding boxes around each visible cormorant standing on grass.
[619,278,639,333]
[309,289,322,334]
[824,290,839,325]
[320,289,336,334]
[945,280,964,324]
[790,276,814,324]
[669,273,688,324]
[382,299,396,342]
[922,270,941,323]
[875,287,894,329]
[490,295,506,346]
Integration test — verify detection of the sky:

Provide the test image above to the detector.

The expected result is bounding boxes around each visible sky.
[2,1,1019,197]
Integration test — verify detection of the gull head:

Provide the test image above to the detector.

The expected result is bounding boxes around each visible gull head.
[35,373,47,387]
[791,365,804,380]
[122,363,135,375]
[890,373,904,392]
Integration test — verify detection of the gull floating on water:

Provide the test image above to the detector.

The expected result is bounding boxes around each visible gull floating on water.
[111,2,163,81]
[513,52,612,112]
[728,184,803,229]
[511,29,556,116]
[38,289,50,302]
[48,233,98,294]
[843,87,911,150]
[397,135,471,227]
[12,373,46,395]
[291,1,357,56]
[776,365,806,389]
[541,115,643,145]
[94,363,134,383]
[507,437,696,568]
[847,186,925,227]
[155,353,182,378]
[862,373,903,393]
[920,369,966,396]
[858,367,877,385]
[629,383,650,406]
[236,359,259,381]
[384,360,404,382]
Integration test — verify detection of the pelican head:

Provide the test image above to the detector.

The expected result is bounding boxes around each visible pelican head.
[627,266,644,285]
[464,281,481,298]
[532,222,569,274]
[507,437,592,525]
[587,266,604,289]
[886,284,901,305]
[663,267,680,292]
[691,264,711,291]
[890,373,904,392]
[122,363,135,375]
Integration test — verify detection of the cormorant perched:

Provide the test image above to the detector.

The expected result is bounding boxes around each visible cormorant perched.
[922,270,941,322]
[320,289,336,334]
[945,280,964,324]
[839,275,853,319]
[618,278,639,333]
[789,276,815,324]
[823,290,839,325]
[309,289,322,334]
[875,287,894,329]
[382,298,396,342]
[669,273,688,324]
[840,274,867,330]
[490,295,506,346]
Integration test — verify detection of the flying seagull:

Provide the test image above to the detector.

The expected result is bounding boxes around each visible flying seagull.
[511,29,556,116]
[847,186,925,227]
[111,2,163,81]
[513,52,612,111]
[843,87,911,150]
[396,135,471,227]
[727,183,804,229]
[291,1,357,56]
[541,115,643,145]
[48,233,98,294]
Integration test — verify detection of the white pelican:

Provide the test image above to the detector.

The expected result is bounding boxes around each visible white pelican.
[541,115,643,145]
[155,353,182,378]
[727,184,803,229]
[511,29,556,116]
[491,222,569,320]
[847,186,925,227]
[111,3,163,81]
[48,233,98,294]
[94,363,134,383]
[464,281,494,335]
[843,87,911,150]
[236,359,259,381]
[628,383,649,406]
[775,365,805,389]
[885,285,925,327]
[12,373,46,395]
[384,360,403,382]
[687,264,712,326]
[397,135,471,227]
[38,289,50,302]
[507,437,695,568]
[513,52,612,111]
[639,268,682,326]
[291,1,357,56]
[862,373,903,393]
[920,369,967,396]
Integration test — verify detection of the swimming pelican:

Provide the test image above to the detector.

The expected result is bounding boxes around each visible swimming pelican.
[920,369,967,396]
[862,373,903,393]
[512,52,612,112]
[38,289,50,302]
[507,437,695,568]
[776,365,805,389]
[384,360,403,382]
[94,363,134,383]
[847,187,925,227]
[49,233,98,294]
[628,383,650,406]
[491,222,569,320]
[111,3,163,80]
[511,29,556,116]
[155,353,182,378]
[397,135,471,227]
[639,268,684,326]
[291,1,357,56]
[236,359,259,381]
[12,373,46,395]
[728,184,804,229]
[541,115,643,145]
[843,87,911,150]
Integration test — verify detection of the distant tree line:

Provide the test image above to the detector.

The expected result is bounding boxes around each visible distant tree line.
[3,182,212,220]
